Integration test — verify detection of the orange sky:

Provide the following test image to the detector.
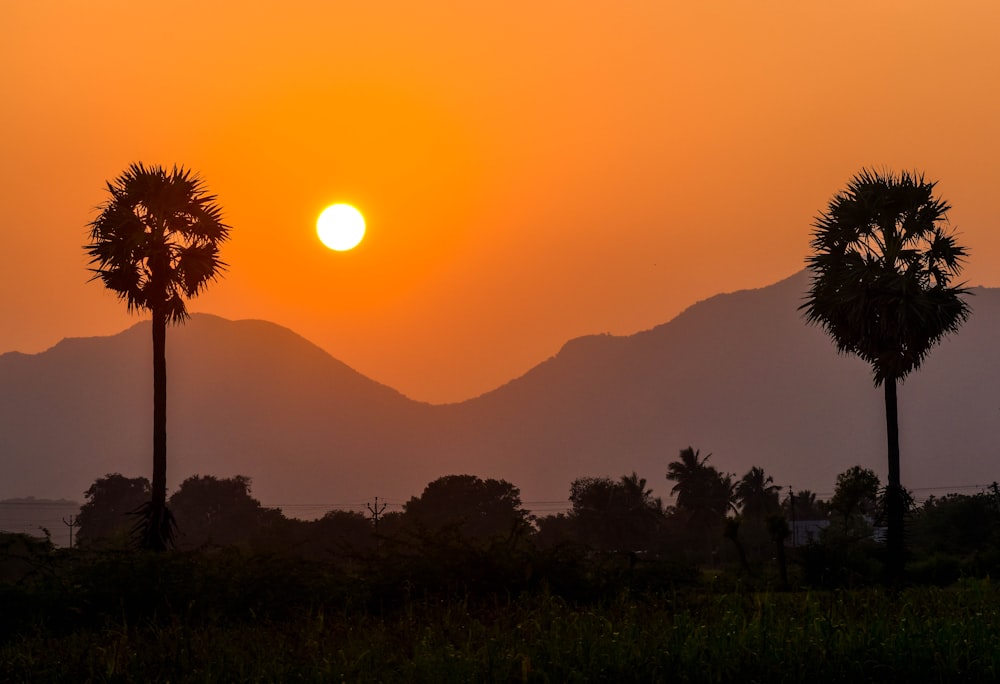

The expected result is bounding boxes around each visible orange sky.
[2,1,999,403]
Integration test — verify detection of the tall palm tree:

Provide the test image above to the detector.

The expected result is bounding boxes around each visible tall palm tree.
[666,447,736,535]
[619,472,663,515]
[665,446,712,514]
[618,472,666,546]
[801,168,970,583]
[735,466,782,522]
[86,163,230,550]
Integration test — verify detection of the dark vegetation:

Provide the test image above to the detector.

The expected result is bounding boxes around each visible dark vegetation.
[5,459,1000,680]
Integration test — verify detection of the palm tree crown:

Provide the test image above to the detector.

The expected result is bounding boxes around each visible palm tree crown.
[619,472,663,513]
[666,447,735,523]
[86,163,230,322]
[735,466,782,521]
[801,168,969,385]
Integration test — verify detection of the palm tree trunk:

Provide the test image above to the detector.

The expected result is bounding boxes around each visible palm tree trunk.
[148,305,168,551]
[724,518,750,574]
[775,536,788,589]
[884,376,904,584]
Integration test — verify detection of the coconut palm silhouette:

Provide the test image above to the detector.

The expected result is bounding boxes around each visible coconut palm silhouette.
[735,466,781,522]
[666,447,736,562]
[666,447,735,527]
[86,163,230,550]
[801,168,969,584]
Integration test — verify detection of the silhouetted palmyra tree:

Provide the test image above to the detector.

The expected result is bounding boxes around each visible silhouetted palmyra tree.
[801,168,969,584]
[86,163,230,551]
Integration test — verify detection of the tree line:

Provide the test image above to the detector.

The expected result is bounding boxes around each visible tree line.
[70,450,1000,587]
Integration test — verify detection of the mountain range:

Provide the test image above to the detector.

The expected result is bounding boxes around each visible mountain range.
[2,271,997,515]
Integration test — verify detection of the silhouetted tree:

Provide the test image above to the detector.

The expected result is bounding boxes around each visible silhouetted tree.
[829,466,880,537]
[567,473,665,551]
[735,466,782,521]
[733,466,783,561]
[168,475,282,549]
[76,474,150,548]
[374,510,407,542]
[86,163,230,551]
[784,489,828,521]
[533,513,578,549]
[666,447,735,530]
[911,492,1000,559]
[311,509,376,552]
[404,475,531,545]
[666,447,736,563]
[271,509,378,559]
[802,168,970,583]
[618,472,666,537]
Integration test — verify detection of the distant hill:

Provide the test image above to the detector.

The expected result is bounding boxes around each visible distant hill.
[444,271,1000,501]
[1,272,998,513]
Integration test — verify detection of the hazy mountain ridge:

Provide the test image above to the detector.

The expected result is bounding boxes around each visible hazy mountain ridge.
[2,272,998,511]
[0,497,81,546]
[438,273,877,491]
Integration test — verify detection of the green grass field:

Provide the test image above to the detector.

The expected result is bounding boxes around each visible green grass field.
[3,547,1000,682]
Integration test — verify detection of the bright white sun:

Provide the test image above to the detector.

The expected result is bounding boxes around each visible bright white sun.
[317,204,366,251]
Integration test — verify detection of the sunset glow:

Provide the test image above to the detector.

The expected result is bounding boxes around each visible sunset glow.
[3,2,1000,403]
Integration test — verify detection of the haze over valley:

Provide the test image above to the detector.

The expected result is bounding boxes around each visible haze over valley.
[1,271,996,515]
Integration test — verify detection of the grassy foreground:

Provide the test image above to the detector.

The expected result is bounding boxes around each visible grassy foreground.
[5,571,1000,681]
[0,558,1000,682]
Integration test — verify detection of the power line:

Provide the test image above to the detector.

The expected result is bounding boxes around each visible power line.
[0,501,81,508]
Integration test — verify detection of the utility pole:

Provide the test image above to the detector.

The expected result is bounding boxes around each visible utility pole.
[62,515,79,549]
[367,497,387,535]
[788,489,797,547]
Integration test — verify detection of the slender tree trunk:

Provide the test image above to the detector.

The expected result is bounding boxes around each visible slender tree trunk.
[724,518,750,574]
[884,376,904,585]
[768,515,790,590]
[147,305,169,551]
[775,535,788,589]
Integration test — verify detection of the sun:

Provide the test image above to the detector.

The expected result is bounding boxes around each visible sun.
[317,204,366,251]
